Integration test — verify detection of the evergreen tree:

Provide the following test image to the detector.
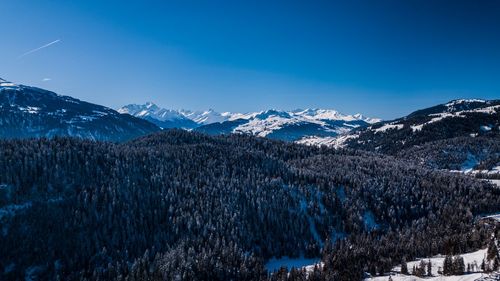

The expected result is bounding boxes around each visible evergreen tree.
[427,259,432,276]
[401,259,408,275]
[487,239,499,261]
[443,255,453,276]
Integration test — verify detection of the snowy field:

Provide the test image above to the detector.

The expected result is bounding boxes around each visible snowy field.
[365,248,499,281]
[366,273,484,281]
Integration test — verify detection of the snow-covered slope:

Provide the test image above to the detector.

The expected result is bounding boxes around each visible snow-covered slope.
[366,247,498,281]
[304,99,500,152]
[0,78,160,141]
[196,108,379,141]
[120,103,380,141]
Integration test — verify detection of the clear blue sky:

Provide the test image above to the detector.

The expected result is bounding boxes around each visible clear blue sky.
[1,0,499,119]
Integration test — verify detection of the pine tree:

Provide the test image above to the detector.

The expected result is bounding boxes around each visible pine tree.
[487,239,499,261]
[401,259,408,275]
[427,260,432,276]
[443,255,453,276]
[452,256,465,275]
[493,257,500,271]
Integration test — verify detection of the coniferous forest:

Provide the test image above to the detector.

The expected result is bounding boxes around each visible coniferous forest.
[1,130,499,280]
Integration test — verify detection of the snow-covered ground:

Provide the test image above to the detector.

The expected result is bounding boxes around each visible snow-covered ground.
[296,134,359,148]
[366,273,484,280]
[365,248,498,281]
[488,180,500,188]
[373,123,404,133]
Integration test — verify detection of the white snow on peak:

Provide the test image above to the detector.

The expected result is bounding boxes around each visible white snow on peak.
[118,103,187,121]
[290,108,380,123]
[0,78,17,88]
[119,103,381,140]
[445,99,487,107]
[183,109,230,124]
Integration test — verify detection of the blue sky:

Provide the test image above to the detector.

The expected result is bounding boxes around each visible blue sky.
[1,0,499,119]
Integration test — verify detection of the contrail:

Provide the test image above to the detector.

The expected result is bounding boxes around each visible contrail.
[18,39,61,58]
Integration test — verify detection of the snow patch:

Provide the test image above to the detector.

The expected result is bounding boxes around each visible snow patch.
[480,125,492,132]
[296,134,359,148]
[369,248,495,281]
[373,123,404,133]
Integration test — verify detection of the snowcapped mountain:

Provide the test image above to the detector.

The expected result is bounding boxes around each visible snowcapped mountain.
[305,99,500,152]
[120,102,380,141]
[207,108,379,141]
[118,102,198,129]
[0,78,160,141]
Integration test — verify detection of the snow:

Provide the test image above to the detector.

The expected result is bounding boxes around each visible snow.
[452,165,500,177]
[461,153,479,173]
[373,123,404,133]
[183,109,230,124]
[446,99,487,107]
[488,180,500,188]
[0,82,17,87]
[296,134,359,148]
[18,106,41,114]
[411,124,424,132]
[265,256,321,272]
[480,125,492,132]
[483,213,500,222]
[367,248,496,281]
[119,103,188,121]
[366,273,484,281]
[119,104,381,129]
[235,115,301,137]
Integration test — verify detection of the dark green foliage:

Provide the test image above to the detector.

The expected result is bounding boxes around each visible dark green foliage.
[0,130,498,280]
[443,255,465,275]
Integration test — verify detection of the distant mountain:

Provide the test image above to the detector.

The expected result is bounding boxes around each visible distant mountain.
[118,102,198,129]
[302,99,500,150]
[196,108,379,141]
[120,102,380,141]
[299,99,500,176]
[0,78,160,141]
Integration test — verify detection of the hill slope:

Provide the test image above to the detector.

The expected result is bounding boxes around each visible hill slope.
[340,99,500,154]
[0,78,160,141]
[1,130,498,280]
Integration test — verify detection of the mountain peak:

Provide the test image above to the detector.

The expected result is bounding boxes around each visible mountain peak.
[145,101,157,107]
[446,99,487,107]
[0,78,17,87]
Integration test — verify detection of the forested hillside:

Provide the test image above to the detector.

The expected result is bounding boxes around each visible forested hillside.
[397,136,500,176]
[342,99,500,155]
[1,130,499,280]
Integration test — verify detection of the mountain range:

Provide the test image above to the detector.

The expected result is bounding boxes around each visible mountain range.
[1,77,499,166]
[119,102,380,141]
